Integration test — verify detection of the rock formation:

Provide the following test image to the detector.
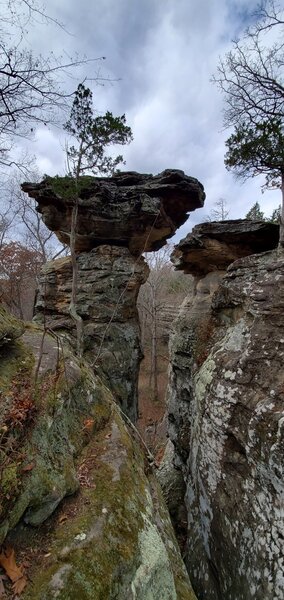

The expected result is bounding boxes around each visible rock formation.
[167,220,284,600]
[33,247,148,422]
[0,169,207,597]
[0,307,196,599]
[171,219,279,277]
[23,169,204,422]
[22,169,205,254]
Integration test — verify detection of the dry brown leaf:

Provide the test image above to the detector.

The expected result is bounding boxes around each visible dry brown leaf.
[0,547,23,583]
[12,575,27,596]
[58,514,68,524]
[21,463,35,472]
[83,418,94,432]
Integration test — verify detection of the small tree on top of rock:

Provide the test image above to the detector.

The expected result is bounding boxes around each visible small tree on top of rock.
[245,201,281,222]
[64,83,133,179]
[270,205,281,223]
[62,83,133,358]
[245,202,265,221]
[207,198,230,221]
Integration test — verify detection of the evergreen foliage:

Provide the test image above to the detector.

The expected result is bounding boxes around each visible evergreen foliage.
[64,84,133,178]
[270,205,281,223]
[245,202,281,223]
[225,118,284,191]
[245,202,265,221]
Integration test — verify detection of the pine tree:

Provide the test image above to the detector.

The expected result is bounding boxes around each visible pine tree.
[63,84,133,358]
[225,119,284,245]
[64,84,133,178]
[245,202,265,221]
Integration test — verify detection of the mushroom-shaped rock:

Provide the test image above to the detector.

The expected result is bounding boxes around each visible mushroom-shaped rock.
[21,169,205,255]
[171,219,279,277]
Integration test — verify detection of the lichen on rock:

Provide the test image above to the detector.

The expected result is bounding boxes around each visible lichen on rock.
[18,388,195,600]
[167,248,284,600]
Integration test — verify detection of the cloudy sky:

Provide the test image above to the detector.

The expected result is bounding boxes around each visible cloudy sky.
[15,0,284,241]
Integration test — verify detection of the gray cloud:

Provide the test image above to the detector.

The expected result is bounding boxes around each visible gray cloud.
[16,0,283,240]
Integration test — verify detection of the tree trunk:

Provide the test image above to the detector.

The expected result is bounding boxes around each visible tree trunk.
[150,304,158,401]
[280,170,284,248]
[69,202,84,358]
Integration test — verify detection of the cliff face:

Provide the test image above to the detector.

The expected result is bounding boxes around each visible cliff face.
[168,222,284,600]
[0,307,197,600]
[23,169,204,422]
[34,246,148,422]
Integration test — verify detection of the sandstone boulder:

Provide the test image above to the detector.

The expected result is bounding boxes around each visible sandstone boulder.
[33,246,149,422]
[22,170,205,254]
[171,219,279,277]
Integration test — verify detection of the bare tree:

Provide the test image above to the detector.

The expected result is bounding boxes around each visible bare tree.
[207,198,230,221]
[0,0,106,173]
[213,0,284,127]
[213,0,284,245]
[138,246,194,400]
[7,171,66,261]
[0,198,17,251]
[0,240,43,319]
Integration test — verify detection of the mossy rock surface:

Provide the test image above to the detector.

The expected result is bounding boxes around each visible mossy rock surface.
[19,407,195,600]
[43,175,97,201]
[0,305,25,347]
[0,319,112,542]
[1,311,196,599]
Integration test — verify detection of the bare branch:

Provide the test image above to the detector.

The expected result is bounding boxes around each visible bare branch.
[212,0,284,127]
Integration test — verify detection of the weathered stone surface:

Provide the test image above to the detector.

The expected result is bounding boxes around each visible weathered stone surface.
[168,272,224,466]
[0,310,112,543]
[172,219,279,277]
[157,440,188,548]
[20,413,196,600]
[0,307,196,599]
[34,246,149,422]
[167,251,284,600]
[21,170,205,254]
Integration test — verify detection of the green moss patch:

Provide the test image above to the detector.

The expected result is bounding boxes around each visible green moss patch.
[0,327,113,542]
[0,305,25,347]
[22,410,147,599]
[43,175,97,201]
[20,407,196,599]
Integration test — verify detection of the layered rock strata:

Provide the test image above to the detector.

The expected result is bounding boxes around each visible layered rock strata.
[0,307,197,599]
[24,169,204,422]
[22,169,205,254]
[172,219,279,277]
[168,221,284,599]
[34,246,149,422]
